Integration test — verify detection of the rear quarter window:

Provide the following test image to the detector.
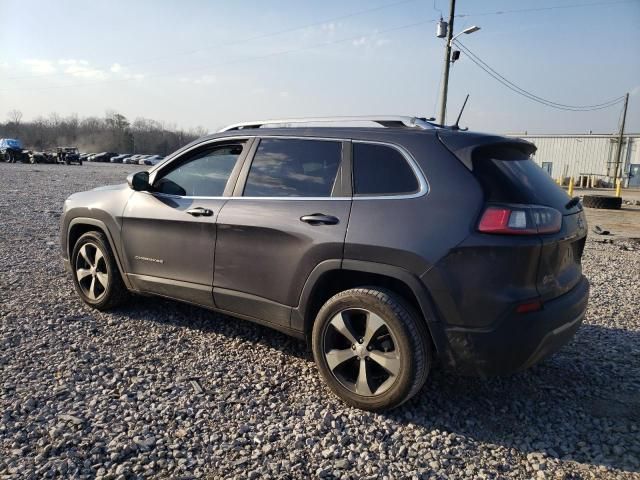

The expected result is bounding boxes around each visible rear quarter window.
[353,142,419,196]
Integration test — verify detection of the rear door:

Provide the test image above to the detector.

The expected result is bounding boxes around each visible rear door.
[213,137,351,328]
[121,139,250,306]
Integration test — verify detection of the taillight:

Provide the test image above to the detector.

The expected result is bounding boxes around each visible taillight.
[516,299,542,314]
[478,205,562,235]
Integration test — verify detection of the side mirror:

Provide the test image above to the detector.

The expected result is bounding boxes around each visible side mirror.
[127,171,150,191]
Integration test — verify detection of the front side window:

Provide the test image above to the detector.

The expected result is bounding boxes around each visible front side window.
[153,143,243,197]
[243,138,341,197]
[353,143,419,196]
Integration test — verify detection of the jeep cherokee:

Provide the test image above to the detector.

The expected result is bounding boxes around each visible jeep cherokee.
[60,116,589,411]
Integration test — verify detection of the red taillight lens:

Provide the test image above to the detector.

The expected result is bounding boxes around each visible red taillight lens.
[478,205,561,235]
[516,299,542,314]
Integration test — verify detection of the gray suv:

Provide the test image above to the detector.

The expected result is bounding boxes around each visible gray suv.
[60,116,589,410]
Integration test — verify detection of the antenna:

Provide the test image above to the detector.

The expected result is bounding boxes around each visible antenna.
[452,94,469,130]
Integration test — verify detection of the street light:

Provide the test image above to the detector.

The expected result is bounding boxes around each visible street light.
[449,25,481,46]
[436,9,482,125]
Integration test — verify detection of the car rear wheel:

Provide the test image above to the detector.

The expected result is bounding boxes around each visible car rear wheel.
[71,231,128,310]
[312,288,431,411]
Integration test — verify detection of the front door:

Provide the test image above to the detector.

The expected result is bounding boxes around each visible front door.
[121,139,250,306]
[213,137,351,328]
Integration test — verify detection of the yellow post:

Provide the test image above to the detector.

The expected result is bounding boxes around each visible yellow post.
[568,177,574,197]
[615,178,621,197]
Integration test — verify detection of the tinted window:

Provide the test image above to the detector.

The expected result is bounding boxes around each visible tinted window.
[353,143,419,195]
[153,144,242,197]
[472,147,572,211]
[243,138,341,197]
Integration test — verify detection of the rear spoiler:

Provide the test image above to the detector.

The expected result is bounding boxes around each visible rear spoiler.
[437,131,536,170]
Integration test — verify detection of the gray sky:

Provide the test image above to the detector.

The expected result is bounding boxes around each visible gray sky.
[1,0,639,134]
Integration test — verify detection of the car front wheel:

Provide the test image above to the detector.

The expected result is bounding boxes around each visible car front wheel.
[71,231,128,310]
[312,287,431,411]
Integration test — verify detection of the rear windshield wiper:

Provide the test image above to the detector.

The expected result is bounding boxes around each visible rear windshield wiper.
[565,196,581,210]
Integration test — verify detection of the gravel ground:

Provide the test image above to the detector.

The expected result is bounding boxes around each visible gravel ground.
[1,162,639,479]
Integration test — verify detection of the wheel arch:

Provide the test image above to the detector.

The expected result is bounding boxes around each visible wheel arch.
[67,218,131,289]
[294,259,446,354]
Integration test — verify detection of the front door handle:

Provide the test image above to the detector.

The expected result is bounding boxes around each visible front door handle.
[300,213,339,225]
[186,207,214,217]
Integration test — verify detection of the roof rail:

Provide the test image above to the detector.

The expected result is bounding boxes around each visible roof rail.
[218,115,437,132]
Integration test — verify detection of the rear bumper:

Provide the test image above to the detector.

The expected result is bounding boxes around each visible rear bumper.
[435,275,589,376]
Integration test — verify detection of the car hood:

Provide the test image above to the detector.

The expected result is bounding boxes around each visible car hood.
[92,183,129,192]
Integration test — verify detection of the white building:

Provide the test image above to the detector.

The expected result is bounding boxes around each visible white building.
[505,133,640,187]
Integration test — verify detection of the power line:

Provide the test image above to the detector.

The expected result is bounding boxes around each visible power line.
[1,0,420,82]
[455,0,636,18]
[0,19,435,93]
[4,0,632,83]
[454,41,625,111]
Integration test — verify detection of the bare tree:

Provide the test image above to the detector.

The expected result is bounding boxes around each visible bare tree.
[7,109,23,125]
[0,110,204,155]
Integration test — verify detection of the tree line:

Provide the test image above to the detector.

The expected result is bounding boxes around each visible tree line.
[0,110,208,155]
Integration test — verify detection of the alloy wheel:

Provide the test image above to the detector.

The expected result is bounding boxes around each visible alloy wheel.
[322,308,401,397]
[75,243,109,301]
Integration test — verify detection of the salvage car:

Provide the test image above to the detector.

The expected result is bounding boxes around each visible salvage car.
[56,147,82,165]
[0,138,29,163]
[28,151,56,164]
[110,154,132,164]
[138,154,164,165]
[89,152,117,163]
[60,116,589,411]
[125,154,146,164]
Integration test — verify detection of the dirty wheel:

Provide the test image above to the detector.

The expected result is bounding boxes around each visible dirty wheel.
[71,231,128,310]
[312,288,431,411]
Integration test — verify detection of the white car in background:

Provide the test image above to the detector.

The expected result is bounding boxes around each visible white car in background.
[139,154,164,165]
[124,155,143,164]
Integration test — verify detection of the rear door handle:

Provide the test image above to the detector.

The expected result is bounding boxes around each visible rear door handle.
[186,207,214,217]
[300,213,339,225]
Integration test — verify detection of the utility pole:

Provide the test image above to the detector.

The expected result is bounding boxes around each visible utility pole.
[613,92,629,183]
[437,0,456,125]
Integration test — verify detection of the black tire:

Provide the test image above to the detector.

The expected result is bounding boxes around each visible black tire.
[8,151,15,163]
[71,231,128,310]
[582,195,622,210]
[312,287,431,411]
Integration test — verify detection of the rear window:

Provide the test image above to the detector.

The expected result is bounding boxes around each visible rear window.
[472,147,571,211]
[353,143,419,196]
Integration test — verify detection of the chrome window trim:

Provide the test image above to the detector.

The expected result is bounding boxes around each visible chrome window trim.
[258,135,349,141]
[147,135,250,185]
[351,140,429,200]
[143,136,428,201]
